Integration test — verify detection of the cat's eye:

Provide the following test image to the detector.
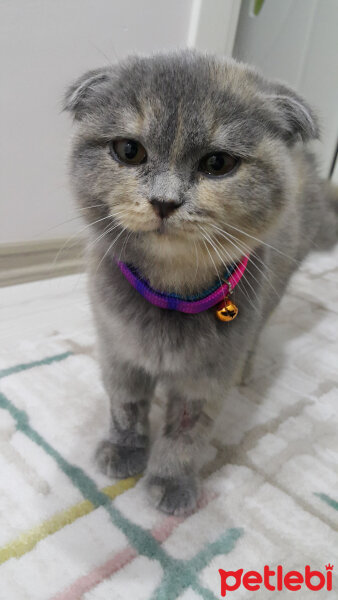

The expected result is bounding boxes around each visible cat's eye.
[198,152,239,177]
[109,138,147,166]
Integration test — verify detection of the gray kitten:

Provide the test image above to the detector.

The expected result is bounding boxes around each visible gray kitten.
[64,51,337,516]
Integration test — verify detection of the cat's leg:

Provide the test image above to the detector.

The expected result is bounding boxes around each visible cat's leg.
[145,376,220,516]
[96,359,156,478]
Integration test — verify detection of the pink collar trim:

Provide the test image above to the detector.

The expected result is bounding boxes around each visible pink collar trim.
[116,255,249,314]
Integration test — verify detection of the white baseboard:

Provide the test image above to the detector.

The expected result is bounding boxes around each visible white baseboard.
[0,238,84,287]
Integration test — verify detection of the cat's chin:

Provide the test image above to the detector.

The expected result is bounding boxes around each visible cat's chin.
[149,228,200,244]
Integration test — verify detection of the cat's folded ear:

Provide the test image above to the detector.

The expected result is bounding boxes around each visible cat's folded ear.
[265,82,319,142]
[63,67,112,120]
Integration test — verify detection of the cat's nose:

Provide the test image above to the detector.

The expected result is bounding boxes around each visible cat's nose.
[150,198,182,219]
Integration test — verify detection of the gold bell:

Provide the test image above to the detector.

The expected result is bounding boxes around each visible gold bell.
[215,297,238,322]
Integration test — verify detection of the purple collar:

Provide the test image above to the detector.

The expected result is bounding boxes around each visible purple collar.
[116,255,249,314]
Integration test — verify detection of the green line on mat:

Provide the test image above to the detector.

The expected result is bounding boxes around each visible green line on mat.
[189,528,243,572]
[0,389,242,595]
[0,388,171,559]
[315,492,338,512]
[0,351,73,379]
[150,528,243,600]
[0,350,243,594]
[193,583,221,600]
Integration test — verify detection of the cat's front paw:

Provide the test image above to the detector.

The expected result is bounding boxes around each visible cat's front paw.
[145,474,198,516]
[96,440,148,478]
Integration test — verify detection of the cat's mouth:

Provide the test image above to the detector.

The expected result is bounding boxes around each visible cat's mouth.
[154,218,181,235]
[121,216,198,237]
[155,222,167,235]
[152,219,201,238]
[111,208,205,240]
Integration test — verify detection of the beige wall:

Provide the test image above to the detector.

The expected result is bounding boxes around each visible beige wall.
[1,0,195,244]
[233,0,338,177]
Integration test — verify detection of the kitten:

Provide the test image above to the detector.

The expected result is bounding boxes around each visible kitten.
[64,51,337,515]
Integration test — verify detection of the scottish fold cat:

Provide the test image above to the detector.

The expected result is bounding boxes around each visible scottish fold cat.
[64,51,337,515]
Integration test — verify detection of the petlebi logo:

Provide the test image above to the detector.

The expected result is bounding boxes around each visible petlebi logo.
[218,564,334,596]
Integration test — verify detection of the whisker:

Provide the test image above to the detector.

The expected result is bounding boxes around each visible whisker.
[211,222,299,264]
[51,214,113,271]
[86,221,121,251]
[192,239,200,283]
[209,224,281,300]
[202,233,225,300]
[211,225,274,278]
[94,226,127,276]
[218,244,258,311]
[109,207,134,222]
[199,230,228,304]
[118,229,133,262]
[244,252,281,300]
[209,232,259,313]
[34,214,83,239]
[77,203,107,211]
[200,227,259,312]
[212,234,264,307]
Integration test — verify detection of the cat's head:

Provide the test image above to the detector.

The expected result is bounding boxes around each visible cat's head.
[64,51,318,285]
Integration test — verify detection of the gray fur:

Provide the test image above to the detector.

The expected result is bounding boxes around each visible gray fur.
[64,51,337,515]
